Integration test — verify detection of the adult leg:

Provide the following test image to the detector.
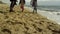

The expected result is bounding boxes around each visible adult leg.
[10,1,14,12]
[10,1,13,12]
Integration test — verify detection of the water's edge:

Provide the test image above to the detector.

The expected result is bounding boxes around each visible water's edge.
[25,7,60,24]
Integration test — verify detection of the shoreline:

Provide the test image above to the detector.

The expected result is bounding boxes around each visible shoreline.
[25,7,60,24]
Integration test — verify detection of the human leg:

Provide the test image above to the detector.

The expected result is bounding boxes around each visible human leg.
[10,1,14,12]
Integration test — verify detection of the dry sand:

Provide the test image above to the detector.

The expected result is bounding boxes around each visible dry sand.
[0,4,60,34]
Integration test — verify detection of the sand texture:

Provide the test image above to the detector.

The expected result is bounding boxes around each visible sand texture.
[0,4,60,34]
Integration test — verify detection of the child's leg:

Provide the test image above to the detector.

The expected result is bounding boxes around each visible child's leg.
[21,4,24,12]
[33,7,34,13]
[35,7,37,13]
[22,5,24,12]
[33,7,37,13]
[20,5,22,12]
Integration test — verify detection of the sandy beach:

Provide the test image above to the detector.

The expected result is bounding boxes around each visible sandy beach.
[0,4,60,34]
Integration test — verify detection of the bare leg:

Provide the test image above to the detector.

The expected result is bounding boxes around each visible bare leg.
[34,6,37,13]
[21,4,24,12]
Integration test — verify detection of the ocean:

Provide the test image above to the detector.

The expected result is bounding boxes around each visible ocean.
[38,6,60,12]
[26,5,60,15]
[37,6,60,24]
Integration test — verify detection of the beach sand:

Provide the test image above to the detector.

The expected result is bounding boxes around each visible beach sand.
[0,4,60,34]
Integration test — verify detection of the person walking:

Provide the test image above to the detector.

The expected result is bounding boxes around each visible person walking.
[30,0,37,13]
[19,0,25,12]
[10,0,17,12]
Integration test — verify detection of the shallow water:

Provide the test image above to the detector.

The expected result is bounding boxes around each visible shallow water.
[37,10,60,24]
